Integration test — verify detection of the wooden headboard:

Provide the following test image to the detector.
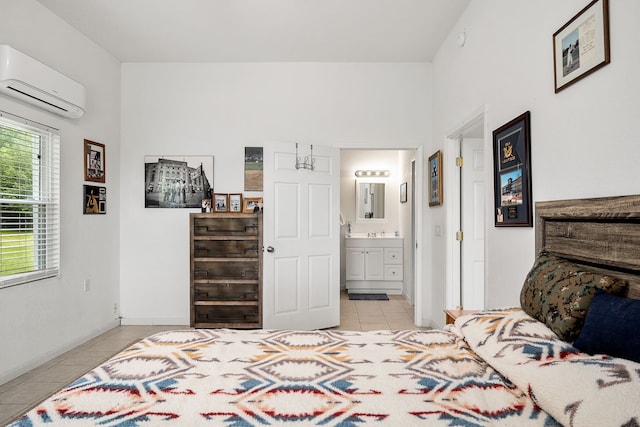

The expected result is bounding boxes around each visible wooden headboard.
[535,195,640,299]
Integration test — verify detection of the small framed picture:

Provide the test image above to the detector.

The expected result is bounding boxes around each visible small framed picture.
[201,198,211,213]
[83,185,106,214]
[213,193,229,212]
[229,194,243,213]
[243,197,262,213]
[400,182,408,203]
[84,139,105,183]
[244,147,264,191]
[428,150,443,207]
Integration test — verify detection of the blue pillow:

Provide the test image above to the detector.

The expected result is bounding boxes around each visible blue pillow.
[573,289,640,363]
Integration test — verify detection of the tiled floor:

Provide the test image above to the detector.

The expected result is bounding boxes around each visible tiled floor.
[0,291,423,426]
[335,290,422,331]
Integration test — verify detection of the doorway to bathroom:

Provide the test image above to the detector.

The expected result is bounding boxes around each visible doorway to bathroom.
[339,147,423,327]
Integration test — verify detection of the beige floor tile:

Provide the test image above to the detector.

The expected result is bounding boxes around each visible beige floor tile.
[29,358,64,373]
[333,320,361,331]
[0,376,29,395]
[57,350,119,367]
[0,404,25,424]
[381,307,408,315]
[340,312,359,322]
[0,380,65,405]
[340,302,358,313]
[387,320,419,330]
[356,313,385,323]
[382,313,413,325]
[355,305,385,315]
[26,364,89,384]
[359,322,391,331]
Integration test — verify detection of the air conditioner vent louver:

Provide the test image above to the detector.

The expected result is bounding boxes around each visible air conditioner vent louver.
[0,45,85,118]
[8,84,70,113]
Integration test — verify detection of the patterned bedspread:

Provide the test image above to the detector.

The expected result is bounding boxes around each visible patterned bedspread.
[9,310,640,426]
[457,309,640,427]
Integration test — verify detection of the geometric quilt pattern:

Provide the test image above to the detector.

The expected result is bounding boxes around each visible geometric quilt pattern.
[8,325,562,426]
[457,309,640,427]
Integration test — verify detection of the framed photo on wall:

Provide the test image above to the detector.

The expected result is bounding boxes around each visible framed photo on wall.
[492,111,532,227]
[244,147,263,191]
[84,139,105,183]
[428,151,442,207]
[144,156,213,208]
[553,0,610,93]
[83,185,106,214]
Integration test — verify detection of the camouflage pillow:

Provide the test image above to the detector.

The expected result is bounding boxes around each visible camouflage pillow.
[520,252,626,342]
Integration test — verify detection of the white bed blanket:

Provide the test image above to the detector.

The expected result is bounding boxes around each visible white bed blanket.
[457,309,640,427]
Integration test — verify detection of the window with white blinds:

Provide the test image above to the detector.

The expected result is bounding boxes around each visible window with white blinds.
[0,112,60,288]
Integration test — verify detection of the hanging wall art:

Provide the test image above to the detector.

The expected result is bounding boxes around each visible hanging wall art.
[492,111,532,227]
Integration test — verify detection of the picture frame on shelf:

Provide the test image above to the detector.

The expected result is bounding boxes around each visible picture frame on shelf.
[213,193,229,212]
[243,197,262,213]
[229,194,243,213]
[492,111,532,227]
[400,182,407,203]
[428,150,443,207]
[553,0,610,93]
[201,198,212,213]
[84,139,105,183]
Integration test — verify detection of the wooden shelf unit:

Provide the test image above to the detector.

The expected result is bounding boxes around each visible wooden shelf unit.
[190,212,262,328]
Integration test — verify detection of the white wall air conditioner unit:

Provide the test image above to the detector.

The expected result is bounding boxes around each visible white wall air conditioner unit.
[0,45,85,119]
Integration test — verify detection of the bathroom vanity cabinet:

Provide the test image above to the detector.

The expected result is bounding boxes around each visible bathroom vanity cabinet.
[345,237,403,294]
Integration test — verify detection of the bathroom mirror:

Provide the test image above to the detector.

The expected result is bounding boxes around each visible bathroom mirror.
[356,181,386,220]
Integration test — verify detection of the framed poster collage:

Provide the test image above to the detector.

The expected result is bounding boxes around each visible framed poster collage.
[83,139,106,215]
[492,111,532,227]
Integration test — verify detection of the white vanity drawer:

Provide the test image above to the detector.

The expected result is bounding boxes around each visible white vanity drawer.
[384,248,403,264]
[384,265,403,281]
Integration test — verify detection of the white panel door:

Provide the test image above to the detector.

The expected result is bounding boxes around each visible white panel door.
[461,138,485,310]
[263,143,340,330]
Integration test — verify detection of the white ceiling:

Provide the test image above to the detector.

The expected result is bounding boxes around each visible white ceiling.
[36,0,470,63]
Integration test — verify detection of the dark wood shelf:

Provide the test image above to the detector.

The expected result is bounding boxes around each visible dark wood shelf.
[190,212,263,329]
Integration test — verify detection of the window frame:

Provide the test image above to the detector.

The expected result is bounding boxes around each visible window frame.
[0,111,60,289]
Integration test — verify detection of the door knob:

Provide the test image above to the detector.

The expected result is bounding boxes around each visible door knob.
[266,246,275,253]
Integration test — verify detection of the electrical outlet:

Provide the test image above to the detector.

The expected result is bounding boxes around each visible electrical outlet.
[83,279,90,292]
[113,303,119,315]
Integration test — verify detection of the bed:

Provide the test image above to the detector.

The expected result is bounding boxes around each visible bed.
[8,195,640,426]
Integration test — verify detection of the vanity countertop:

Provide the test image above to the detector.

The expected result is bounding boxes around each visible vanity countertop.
[345,235,403,249]
[346,233,401,239]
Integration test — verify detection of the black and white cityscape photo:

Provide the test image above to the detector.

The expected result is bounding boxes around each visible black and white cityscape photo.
[144,156,213,208]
